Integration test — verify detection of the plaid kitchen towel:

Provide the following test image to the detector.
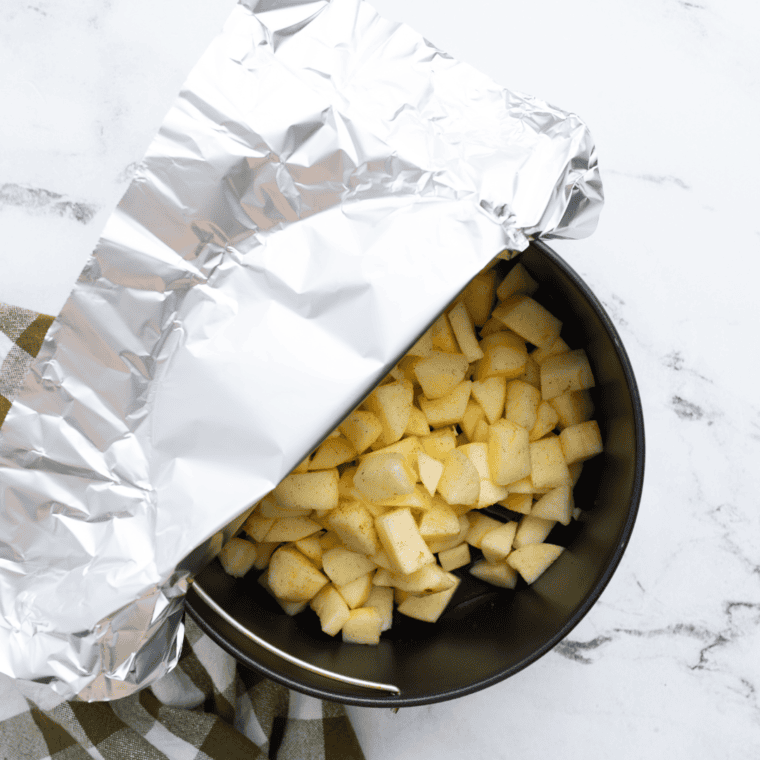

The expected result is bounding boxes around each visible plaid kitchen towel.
[0,303,367,760]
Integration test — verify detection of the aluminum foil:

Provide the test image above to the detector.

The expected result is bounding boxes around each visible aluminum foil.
[0,0,602,701]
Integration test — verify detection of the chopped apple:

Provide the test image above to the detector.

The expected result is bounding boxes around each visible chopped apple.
[339,410,383,454]
[219,537,258,578]
[471,376,507,424]
[325,501,379,555]
[540,349,595,400]
[413,350,470,399]
[488,418,531,486]
[530,485,572,525]
[274,470,339,511]
[495,261,538,301]
[507,543,564,584]
[375,507,435,575]
[365,380,414,445]
[530,435,571,489]
[559,420,603,464]
[469,560,518,589]
[354,452,416,502]
[448,302,484,363]
[397,573,460,623]
[310,585,351,636]
[438,542,471,572]
[418,451,444,496]
[268,546,329,602]
[492,294,562,350]
[342,607,383,645]
[437,449,480,506]
[363,586,394,632]
[321,547,377,586]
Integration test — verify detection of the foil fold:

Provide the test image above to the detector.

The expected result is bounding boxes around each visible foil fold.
[0,0,603,700]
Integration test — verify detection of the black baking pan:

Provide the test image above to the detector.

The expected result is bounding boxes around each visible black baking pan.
[185,239,645,707]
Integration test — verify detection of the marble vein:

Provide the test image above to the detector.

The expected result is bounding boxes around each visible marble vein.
[0,183,97,224]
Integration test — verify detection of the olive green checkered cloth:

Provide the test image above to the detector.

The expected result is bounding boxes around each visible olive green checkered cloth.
[0,303,366,760]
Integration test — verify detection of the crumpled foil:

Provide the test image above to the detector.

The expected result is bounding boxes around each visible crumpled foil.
[0,0,602,700]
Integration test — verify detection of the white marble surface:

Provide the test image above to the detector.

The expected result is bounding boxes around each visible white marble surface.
[1,0,759,757]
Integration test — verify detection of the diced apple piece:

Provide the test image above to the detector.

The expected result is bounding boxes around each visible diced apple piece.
[448,302,484,362]
[365,436,421,473]
[475,333,527,381]
[517,354,541,389]
[325,501,379,556]
[336,572,374,609]
[530,401,560,441]
[457,442,490,479]
[375,508,435,575]
[420,428,458,460]
[569,461,583,486]
[507,544,564,584]
[426,514,470,554]
[413,351,470,399]
[431,312,459,353]
[530,485,572,525]
[471,376,507,424]
[321,547,377,586]
[310,585,351,636]
[530,336,570,366]
[437,449,480,506]
[497,492,533,515]
[505,380,542,431]
[479,521,519,563]
[492,294,562,350]
[294,534,323,566]
[461,268,498,326]
[342,608,383,645]
[369,547,395,571]
[461,400,486,441]
[405,405,430,436]
[418,451,444,496]
[275,470,339,512]
[365,380,414,445]
[530,435,571,489]
[466,513,504,548]
[548,390,594,430]
[243,514,276,542]
[339,410,383,454]
[263,517,323,543]
[496,262,538,301]
[418,499,460,540]
[477,479,509,509]
[318,531,343,551]
[374,564,455,595]
[258,494,312,518]
[472,419,490,443]
[354,452,415,502]
[258,571,309,615]
[469,560,518,589]
[513,515,556,548]
[364,586,394,631]
[488,418,531,486]
[419,381,472,428]
[253,542,279,570]
[406,327,434,357]
[219,537,258,578]
[438,542,471,572]
[397,573,460,623]
[268,546,329,602]
[560,420,603,464]
[308,436,356,470]
[374,484,432,510]
[540,350,595,400]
